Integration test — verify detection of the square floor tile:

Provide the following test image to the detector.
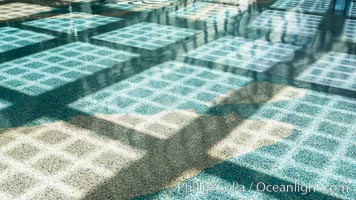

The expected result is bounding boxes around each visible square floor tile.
[238,154,276,170]
[271,0,332,14]
[0,42,139,96]
[36,130,70,145]
[31,187,68,200]
[65,140,96,157]
[34,155,71,175]
[94,151,129,171]
[281,166,319,184]
[69,61,253,115]
[303,135,339,153]
[249,10,323,36]
[62,168,104,191]
[317,121,348,138]
[170,2,246,23]
[6,143,40,161]
[92,22,201,50]
[23,12,122,34]
[184,36,300,72]
[0,3,53,21]
[0,27,54,54]
[0,173,37,197]
[296,52,356,91]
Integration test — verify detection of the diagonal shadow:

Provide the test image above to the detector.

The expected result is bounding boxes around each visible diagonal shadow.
[64,83,345,200]
[0,1,353,200]
[70,85,287,199]
[201,160,340,200]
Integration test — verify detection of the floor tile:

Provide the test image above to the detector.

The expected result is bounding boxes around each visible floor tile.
[184,36,300,72]
[271,0,332,14]
[23,12,122,34]
[92,22,201,50]
[249,10,323,36]
[69,61,253,114]
[170,2,246,23]
[0,42,139,95]
[0,27,54,54]
[0,3,53,21]
[296,52,356,91]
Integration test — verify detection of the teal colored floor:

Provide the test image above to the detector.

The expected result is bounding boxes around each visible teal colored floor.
[0,0,355,199]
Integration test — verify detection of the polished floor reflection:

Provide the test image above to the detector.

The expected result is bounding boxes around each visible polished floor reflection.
[0,0,355,199]
[270,0,332,14]
[23,12,123,34]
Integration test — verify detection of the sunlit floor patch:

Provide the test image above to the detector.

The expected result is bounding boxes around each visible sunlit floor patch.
[0,3,53,21]
[249,10,323,37]
[340,19,356,43]
[184,36,300,72]
[22,12,122,34]
[0,82,308,199]
[296,52,356,91]
[0,119,146,199]
[347,1,356,18]
[1,83,303,199]
[0,0,354,199]
[0,108,295,199]
[136,89,356,200]
[169,2,246,23]
[0,27,54,54]
[0,42,139,96]
[270,0,332,14]
[91,22,201,50]
[103,0,176,12]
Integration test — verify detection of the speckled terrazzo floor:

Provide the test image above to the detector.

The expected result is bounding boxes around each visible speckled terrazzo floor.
[0,0,355,199]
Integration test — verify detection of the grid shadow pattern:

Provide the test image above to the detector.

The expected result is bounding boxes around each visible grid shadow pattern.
[235,90,356,199]
[296,52,356,91]
[270,0,332,14]
[0,120,145,199]
[69,61,254,115]
[248,10,323,37]
[169,2,246,23]
[136,89,356,199]
[0,0,354,199]
[0,27,55,54]
[0,2,53,21]
[184,36,300,72]
[0,42,139,96]
[91,22,201,50]
[22,12,122,34]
